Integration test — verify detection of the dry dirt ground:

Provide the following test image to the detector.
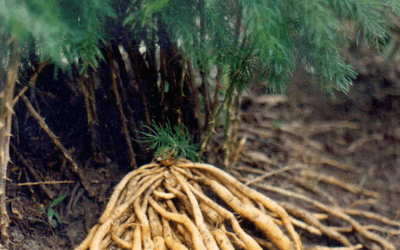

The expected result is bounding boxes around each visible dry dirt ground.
[236,81,400,249]
[232,46,400,249]
[5,48,400,249]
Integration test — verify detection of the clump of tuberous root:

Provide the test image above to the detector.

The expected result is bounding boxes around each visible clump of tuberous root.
[75,156,397,250]
[75,157,303,250]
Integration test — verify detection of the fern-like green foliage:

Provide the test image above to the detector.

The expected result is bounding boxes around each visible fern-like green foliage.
[2,0,400,158]
[125,0,399,93]
[2,0,399,91]
[0,0,115,72]
[122,0,400,155]
[139,122,199,161]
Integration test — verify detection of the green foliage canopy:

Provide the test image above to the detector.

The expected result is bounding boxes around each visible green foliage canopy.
[0,0,115,72]
[122,0,399,93]
[1,0,400,159]
[1,0,398,91]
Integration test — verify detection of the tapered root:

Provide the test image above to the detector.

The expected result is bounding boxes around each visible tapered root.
[78,158,399,250]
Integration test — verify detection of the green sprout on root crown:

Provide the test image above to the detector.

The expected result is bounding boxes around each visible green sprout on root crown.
[139,122,199,161]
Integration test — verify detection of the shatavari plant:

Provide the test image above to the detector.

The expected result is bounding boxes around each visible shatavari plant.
[0,0,400,247]
[139,122,199,161]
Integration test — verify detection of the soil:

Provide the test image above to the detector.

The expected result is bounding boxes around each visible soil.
[5,46,400,249]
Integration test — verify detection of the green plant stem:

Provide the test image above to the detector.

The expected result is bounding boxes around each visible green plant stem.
[223,3,242,166]
[198,79,235,158]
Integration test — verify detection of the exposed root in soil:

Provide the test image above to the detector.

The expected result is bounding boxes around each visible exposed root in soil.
[229,92,400,250]
[75,154,396,250]
[20,94,94,197]
[76,158,302,250]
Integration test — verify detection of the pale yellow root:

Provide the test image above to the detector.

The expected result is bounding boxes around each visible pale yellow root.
[153,236,167,250]
[252,236,276,249]
[203,178,294,250]
[305,244,363,250]
[186,181,262,250]
[113,217,136,237]
[153,190,176,199]
[117,186,129,208]
[165,200,194,247]
[348,198,378,208]
[257,184,396,250]
[178,162,302,250]
[328,226,353,233]
[171,224,188,247]
[117,207,136,226]
[111,225,132,249]
[162,217,189,250]
[122,174,148,205]
[132,224,142,250]
[99,163,160,223]
[257,201,266,213]
[119,170,159,206]
[231,136,247,166]
[90,173,164,250]
[341,208,400,228]
[172,166,195,179]
[199,201,224,225]
[189,167,251,206]
[148,209,169,250]
[82,160,391,250]
[244,164,306,186]
[163,182,186,199]
[222,181,254,205]
[99,235,111,250]
[164,172,178,187]
[124,171,162,206]
[148,206,163,238]
[164,181,194,217]
[364,225,400,235]
[191,182,224,225]
[289,217,322,236]
[74,225,99,250]
[269,211,322,236]
[224,230,246,249]
[141,177,165,215]
[171,168,219,250]
[279,173,338,206]
[149,197,207,250]
[313,213,329,221]
[279,202,350,246]
[212,228,235,250]
[123,231,135,243]
[300,170,380,198]
[134,198,154,250]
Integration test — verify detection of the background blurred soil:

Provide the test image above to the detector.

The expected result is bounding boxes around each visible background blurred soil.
[236,45,400,249]
[5,45,400,249]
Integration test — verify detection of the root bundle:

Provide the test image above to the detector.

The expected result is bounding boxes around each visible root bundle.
[76,157,397,250]
[75,158,302,250]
